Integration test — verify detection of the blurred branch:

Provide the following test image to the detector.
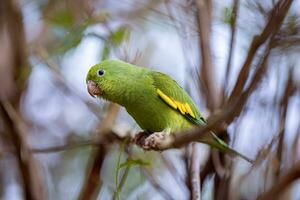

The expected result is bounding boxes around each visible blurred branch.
[189,143,201,200]
[292,124,300,163]
[212,149,226,177]
[228,0,293,103]
[223,0,240,99]
[276,68,296,173]
[225,42,271,123]
[200,155,214,187]
[258,161,300,200]
[196,0,219,110]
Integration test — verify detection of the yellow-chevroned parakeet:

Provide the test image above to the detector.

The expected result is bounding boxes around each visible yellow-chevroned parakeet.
[86,60,251,162]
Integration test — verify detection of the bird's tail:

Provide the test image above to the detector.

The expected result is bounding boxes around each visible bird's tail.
[199,132,253,163]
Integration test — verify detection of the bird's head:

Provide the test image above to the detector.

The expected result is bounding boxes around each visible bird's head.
[86,59,139,103]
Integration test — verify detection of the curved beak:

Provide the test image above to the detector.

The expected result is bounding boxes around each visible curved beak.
[87,80,101,98]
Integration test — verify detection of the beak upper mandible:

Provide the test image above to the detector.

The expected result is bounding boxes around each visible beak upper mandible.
[87,80,101,98]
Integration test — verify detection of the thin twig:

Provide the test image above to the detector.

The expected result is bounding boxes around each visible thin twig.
[276,68,295,175]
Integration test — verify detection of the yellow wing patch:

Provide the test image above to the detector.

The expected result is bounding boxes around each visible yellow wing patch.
[184,103,195,118]
[156,89,196,118]
[156,88,177,109]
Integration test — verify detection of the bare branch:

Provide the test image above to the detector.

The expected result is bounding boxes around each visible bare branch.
[276,69,296,174]
[223,0,240,97]
[196,0,219,110]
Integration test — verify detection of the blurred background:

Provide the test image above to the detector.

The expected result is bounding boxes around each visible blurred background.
[0,0,299,199]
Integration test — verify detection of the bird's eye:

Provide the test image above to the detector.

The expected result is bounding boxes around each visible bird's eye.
[97,69,105,76]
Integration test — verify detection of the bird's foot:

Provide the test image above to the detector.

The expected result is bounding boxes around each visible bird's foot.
[138,129,171,151]
[133,129,172,151]
[133,131,149,147]
[142,131,166,150]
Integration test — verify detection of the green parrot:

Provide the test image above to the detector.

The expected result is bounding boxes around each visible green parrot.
[86,59,251,162]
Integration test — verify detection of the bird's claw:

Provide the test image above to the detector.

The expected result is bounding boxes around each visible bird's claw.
[133,131,148,147]
[141,132,166,151]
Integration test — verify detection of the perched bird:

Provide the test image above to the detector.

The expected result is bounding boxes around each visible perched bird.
[86,59,251,162]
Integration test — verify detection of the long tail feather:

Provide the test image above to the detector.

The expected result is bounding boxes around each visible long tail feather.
[200,132,253,163]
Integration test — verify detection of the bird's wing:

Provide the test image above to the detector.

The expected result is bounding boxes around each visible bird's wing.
[150,71,206,125]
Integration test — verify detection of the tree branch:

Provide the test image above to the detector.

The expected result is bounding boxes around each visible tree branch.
[223,0,240,97]
[196,0,219,110]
